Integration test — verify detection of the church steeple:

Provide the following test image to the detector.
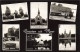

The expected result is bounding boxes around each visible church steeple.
[35,7,42,24]
[69,30,71,37]
[64,30,67,38]
[69,30,71,34]
[38,8,40,15]
[64,30,66,34]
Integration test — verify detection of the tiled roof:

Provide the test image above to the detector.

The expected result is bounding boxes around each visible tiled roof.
[51,4,71,13]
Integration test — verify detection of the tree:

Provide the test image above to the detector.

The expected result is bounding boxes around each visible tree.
[14,10,18,18]
[69,11,73,19]
[53,3,56,5]
[19,7,24,17]
[58,4,63,7]
[8,28,15,36]
[15,29,19,38]
[5,6,11,16]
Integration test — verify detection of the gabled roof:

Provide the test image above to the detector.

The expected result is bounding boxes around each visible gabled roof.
[50,4,71,13]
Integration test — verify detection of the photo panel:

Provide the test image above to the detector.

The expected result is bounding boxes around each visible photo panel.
[49,2,77,22]
[58,24,76,51]
[30,2,48,29]
[2,24,20,51]
[26,33,52,51]
[1,2,29,22]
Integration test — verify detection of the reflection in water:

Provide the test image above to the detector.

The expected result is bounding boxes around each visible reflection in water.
[59,39,75,48]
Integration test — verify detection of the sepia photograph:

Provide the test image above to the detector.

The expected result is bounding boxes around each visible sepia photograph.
[49,2,77,22]
[2,24,20,51]
[26,33,52,51]
[1,2,28,22]
[58,24,76,51]
[30,2,48,29]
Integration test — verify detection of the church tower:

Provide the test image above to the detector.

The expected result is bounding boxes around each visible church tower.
[35,8,42,24]
[38,8,40,15]
[64,30,67,38]
[69,30,71,38]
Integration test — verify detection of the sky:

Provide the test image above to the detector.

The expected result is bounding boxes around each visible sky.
[51,2,77,16]
[59,24,76,35]
[2,24,19,37]
[35,34,52,42]
[30,2,48,20]
[1,2,28,14]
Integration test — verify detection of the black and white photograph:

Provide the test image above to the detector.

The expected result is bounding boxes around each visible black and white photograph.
[59,24,76,51]
[26,33,52,51]
[30,2,48,29]
[1,2,28,22]
[2,24,20,51]
[49,2,77,22]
